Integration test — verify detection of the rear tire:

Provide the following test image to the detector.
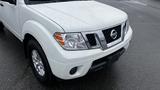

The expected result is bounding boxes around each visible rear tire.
[27,39,54,84]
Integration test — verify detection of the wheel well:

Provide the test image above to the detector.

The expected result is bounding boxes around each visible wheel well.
[23,34,36,58]
[0,22,4,28]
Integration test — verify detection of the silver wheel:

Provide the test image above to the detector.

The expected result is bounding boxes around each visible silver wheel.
[31,50,45,77]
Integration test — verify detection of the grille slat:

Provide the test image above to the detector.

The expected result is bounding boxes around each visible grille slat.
[86,34,97,47]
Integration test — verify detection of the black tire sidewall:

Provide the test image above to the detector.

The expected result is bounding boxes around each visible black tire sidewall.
[27,39,53,83]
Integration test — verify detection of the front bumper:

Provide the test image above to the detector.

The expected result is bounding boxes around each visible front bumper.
[89,48,125,72]
[47,27,133,80]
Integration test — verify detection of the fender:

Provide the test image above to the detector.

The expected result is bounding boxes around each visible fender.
[22,20,63,75]
[22,20,52,46]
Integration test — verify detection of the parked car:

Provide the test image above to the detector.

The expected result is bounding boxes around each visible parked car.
[0,0,133,83]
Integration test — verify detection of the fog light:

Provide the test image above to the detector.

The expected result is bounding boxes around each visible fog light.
[70,67,78,75]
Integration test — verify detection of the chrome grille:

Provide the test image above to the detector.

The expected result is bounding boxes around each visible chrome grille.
[102,25,121,43]
[82,24,123,50]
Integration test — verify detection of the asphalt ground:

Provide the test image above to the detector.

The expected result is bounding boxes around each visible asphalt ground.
[0,0,160,90]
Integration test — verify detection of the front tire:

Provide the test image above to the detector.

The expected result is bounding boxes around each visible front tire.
[27,39,53,83]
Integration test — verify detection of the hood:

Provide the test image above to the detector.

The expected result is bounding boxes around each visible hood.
[29,1,128,32]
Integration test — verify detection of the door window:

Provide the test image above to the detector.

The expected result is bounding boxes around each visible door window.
[1,0,16,5]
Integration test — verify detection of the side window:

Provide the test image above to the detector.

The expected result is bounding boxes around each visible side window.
[1,0,16,5]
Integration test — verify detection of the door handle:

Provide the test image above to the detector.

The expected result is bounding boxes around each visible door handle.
[0,3,4,7]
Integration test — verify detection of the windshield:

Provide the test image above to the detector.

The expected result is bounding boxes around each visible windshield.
[25,0,88,5]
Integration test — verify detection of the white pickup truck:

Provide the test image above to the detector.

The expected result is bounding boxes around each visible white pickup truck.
[0,0,132,83]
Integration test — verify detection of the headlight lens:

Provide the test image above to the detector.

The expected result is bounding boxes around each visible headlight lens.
[123,20,129,35]
[54,32,88,50]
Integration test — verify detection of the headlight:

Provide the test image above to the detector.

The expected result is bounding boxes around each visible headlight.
[54,32,88,50]
[123,20,129,35]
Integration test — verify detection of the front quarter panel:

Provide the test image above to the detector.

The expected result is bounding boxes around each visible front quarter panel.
[20,5,65,66]
[22,20,65,74]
